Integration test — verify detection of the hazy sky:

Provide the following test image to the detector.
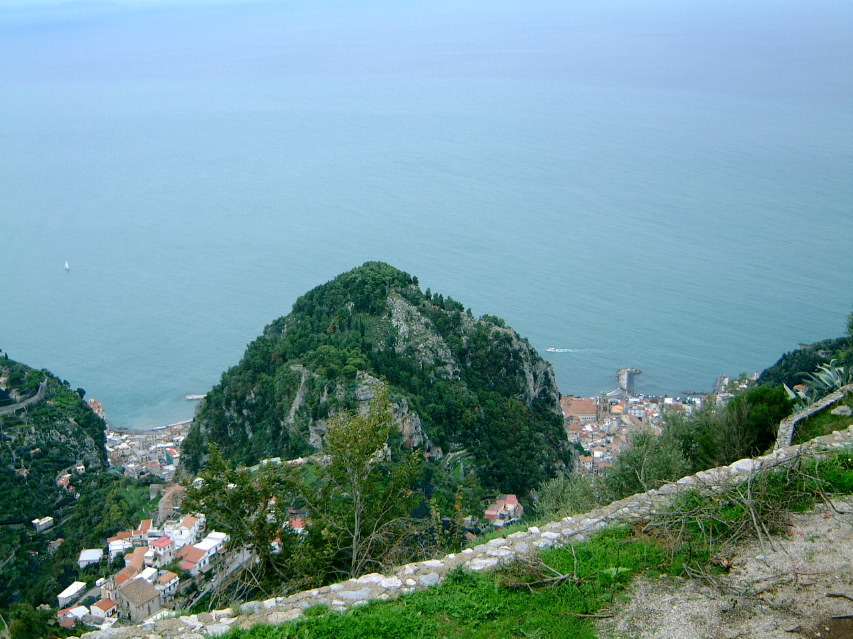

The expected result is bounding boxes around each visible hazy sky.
[2,0,852,109]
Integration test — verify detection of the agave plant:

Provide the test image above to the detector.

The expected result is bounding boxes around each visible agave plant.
[785,359,853,410]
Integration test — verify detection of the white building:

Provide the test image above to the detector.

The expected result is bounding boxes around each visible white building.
[170,513,204,548]
[78,548,104,569]
[109,539,133,561]
[57,581,87,608]
[90,598,118,619]
[195,531,228,558]
[138,566,158,583]
[32,516,54,532]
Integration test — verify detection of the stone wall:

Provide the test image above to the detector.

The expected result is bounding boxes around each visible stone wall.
[77,423,853,639]
[774,384,853,448]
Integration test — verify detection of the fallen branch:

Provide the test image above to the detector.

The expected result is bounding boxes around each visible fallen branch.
[826,592,853,602]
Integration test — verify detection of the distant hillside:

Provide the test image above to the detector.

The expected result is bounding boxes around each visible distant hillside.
[758,336,853,388]
[0,354,113,605]
[183,262,573,494]
[0,355,107,524]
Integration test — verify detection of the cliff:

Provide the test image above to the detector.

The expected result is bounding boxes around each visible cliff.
[182,262,572,494]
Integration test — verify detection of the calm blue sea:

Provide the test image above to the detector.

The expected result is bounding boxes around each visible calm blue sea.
[1,0,851,429]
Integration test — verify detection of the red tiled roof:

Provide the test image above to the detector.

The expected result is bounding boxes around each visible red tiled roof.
[158,571,178,584]
[92,598,117,612]
[151,535,173,548]
[560,396,597,418]
[177,545,205,563]
[127,546,147,571]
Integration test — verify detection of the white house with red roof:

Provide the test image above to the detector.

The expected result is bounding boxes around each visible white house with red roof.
[156,570,179,603]
[90,598,118,619]
[147,535,176,567]
[176,544,207,576]
[168,513,204,548]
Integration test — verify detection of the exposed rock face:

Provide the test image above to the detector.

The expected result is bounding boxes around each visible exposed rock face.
[183,262,572,492]
[497,327,562,416]
[388,294,458,380]
[305,373,429,450]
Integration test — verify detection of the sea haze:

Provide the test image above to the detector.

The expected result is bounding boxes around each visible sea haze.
[1,0,851,429]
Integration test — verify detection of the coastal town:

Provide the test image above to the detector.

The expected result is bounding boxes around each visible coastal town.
[40,369,739,630]
[560,369,755,475]
[44,404,237,630]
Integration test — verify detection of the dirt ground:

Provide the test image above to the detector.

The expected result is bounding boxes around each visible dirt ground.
[598,497,853,639]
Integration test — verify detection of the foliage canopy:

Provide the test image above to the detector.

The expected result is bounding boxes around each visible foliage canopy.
[184,262,573,496]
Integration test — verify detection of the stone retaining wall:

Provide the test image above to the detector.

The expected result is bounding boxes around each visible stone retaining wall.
[774,384,853,448]
[76,424,853,639]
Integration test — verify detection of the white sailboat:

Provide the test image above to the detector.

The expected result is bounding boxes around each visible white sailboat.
[64,261,70,271]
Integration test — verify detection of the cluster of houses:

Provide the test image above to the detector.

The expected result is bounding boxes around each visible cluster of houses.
[103,419,192,482]
[55,486,231,629]
[561,393,700,474]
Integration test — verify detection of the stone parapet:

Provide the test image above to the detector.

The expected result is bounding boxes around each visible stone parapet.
[774,384,853,448]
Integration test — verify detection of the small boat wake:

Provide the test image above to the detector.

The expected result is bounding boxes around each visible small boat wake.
[545,347,581,353]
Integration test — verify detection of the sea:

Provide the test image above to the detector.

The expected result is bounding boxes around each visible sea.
[1,0,851,430]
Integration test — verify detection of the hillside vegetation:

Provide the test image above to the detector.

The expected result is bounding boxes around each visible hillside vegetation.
[758,336,853,388]
[218,444,853,639]
[183,262,573,496]
[0,353,158,613]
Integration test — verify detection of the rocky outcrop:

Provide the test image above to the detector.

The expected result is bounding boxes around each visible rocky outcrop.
[495,327,562,416]
[388,294,458,380]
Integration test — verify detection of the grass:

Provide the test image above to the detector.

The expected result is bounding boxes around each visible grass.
[793,394,853,444]
[644,447,853,578]
[223,527,666,639]
[218,447,853,639]
[118,485,157,522]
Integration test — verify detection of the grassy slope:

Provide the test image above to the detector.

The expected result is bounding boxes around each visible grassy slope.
[220,447,853,639]
[793,393,853,443]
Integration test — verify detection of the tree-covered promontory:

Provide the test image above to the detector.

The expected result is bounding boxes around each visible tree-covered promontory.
[183,262,573,495]
[757,336,853,388]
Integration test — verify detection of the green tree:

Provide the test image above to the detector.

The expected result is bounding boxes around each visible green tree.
[698,385,793,466]
[606,429,691,500]
[184,446,302,596]
[7,603,53,639]
[285,385,423,579]
[532,472,600,520]
[186,385,424,596]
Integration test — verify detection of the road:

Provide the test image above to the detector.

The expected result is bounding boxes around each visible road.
[0,380,47,416]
